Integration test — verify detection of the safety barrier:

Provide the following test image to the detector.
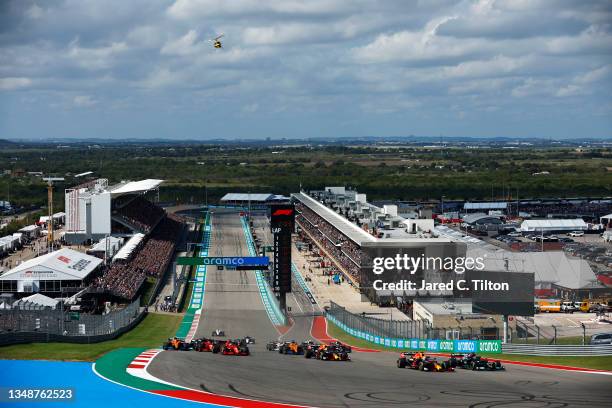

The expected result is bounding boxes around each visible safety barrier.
[240,216,286,326]
[326,313,502,354]
[501,343,612,356]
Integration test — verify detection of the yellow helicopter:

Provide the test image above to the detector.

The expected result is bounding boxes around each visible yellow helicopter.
[210,34,224,49]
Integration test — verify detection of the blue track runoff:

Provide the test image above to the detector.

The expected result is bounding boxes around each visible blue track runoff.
[0,360,207,408]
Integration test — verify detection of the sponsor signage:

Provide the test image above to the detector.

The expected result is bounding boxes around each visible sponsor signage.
[176,256,269,267]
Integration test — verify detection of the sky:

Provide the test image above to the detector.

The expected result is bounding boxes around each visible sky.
[0,0,611,141]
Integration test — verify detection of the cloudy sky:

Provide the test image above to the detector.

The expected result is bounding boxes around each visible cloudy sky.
[1,0,611,140]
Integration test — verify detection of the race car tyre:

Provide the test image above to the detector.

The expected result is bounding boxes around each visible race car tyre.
[419,362,425,371]
[305,350,313,359]
[397,358,407,368]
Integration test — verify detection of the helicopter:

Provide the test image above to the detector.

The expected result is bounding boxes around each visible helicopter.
[209,34,224,49]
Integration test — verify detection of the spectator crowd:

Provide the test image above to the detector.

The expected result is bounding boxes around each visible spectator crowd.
[113,196,165,233]
[296,203,362,283]
[92,213,184,300]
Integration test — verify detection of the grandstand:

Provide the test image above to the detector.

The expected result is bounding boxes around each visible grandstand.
[293,188,603,305]
[64,178,163,244]
[293,189,449,291]
[60,178,185,301]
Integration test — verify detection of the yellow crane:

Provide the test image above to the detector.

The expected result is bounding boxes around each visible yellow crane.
[42,176,64,251]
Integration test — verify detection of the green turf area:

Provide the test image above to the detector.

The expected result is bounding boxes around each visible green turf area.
[178,280,194,313]
[0,313,182,362]
[140,276,158,307]
[327,321,612,371]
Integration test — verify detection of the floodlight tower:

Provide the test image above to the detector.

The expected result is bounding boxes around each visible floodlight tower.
[42,176,64,251]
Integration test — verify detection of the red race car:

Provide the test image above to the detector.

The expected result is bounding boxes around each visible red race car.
[221,340,250,356]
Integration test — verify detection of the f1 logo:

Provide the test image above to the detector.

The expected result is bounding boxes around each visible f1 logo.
[272,209,293,216]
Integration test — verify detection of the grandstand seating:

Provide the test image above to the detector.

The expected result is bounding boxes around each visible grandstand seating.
[296,202,362,283]
[92,213,184,300]
[113,196,165,234]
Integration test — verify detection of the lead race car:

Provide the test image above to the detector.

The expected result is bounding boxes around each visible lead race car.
[452,353,505,371]
[397,352,454,372]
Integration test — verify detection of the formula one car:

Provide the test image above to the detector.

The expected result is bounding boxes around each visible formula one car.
[305,344,350,361]
[221,339,250,356]
[329,341,352,353]
[243,336,256,344]
[397,352,454,372]
[279,341,304,355]
[397,351,424,369]
[266,341,282,351]
[162,337,191,351]
[303,341,324,358]
[452,353,505,371]
[211,329,225,337]
[192,338,222,353]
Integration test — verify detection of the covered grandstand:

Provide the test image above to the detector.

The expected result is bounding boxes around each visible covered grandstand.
[64,178,164,244]
[60,177,185,301]
[293,188,603,306]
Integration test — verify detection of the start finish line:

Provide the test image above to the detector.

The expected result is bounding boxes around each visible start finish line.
[177,256,269,267]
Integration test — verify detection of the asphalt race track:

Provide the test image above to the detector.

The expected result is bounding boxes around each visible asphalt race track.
[148,210,612,408]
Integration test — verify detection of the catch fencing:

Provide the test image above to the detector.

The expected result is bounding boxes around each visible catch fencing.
[0,297,142,338]
[328,301,427,339]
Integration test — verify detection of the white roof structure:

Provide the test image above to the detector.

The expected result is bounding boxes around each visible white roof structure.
[293,192,377,245]
[520,219,587,232]
[19,225,40,232]
[13,293,59,309]
[113,233,145,261]
[464,202,508,210]
[220,193,275,202]
[0,248,102,281]
[467,246,598,290]
[600,214,612,222]
[90,236,124,253]
[109,179,163,197]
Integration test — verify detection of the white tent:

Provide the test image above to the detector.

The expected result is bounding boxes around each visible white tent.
[0,248,103,292]
[13,293,59,309]
[520,219,587,232]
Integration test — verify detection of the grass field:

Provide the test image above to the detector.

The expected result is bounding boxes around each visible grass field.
[327,322,612,371]
[0,313,182,362]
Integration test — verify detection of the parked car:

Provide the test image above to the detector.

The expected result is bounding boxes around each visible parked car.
[508,231,522,237]
[589,333,612,345]
[568,231,584,237]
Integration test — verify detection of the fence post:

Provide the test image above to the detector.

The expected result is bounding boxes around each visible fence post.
[536,326,540,344]
[552,325,557,345]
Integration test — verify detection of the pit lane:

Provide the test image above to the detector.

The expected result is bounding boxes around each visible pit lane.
[148,209,612,408]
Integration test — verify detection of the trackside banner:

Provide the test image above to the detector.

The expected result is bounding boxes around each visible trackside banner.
[177,256,269,266]
[326,314,502,354]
